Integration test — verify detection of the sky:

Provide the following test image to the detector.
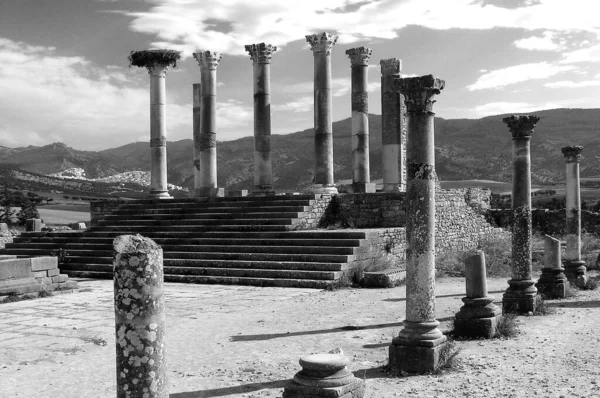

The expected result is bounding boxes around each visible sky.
[0,0,599,150]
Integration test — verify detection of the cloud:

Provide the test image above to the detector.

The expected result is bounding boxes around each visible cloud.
[272,96,313,113]
[472,101,560,117]
[560,43,600,64]
[514,31,561,51]
[120,0,600,56]
[467,62,575,91]
[544,80,600,88]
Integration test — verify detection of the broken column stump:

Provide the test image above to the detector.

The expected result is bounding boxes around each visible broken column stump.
[536,235,567,299]
[113,234,168,398]
[454,251,502,339]
[283,353,365,398]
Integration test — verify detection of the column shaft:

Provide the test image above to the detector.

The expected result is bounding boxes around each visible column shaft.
[149,68,170,198]
[380,59,404,192]
[192,83,201,193]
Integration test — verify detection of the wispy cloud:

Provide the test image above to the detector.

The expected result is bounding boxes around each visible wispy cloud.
[544,79,600,88]
[467,62,575,91]
[472,101,561,117]
[514,31,561,51]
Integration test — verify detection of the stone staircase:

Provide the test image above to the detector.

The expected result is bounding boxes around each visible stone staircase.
[1,195,373,289]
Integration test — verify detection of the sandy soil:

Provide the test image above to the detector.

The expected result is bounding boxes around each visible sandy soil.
[1,274,599,398]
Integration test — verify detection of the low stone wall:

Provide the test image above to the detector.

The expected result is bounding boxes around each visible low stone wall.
[0,256,77,295]
[293,194,335,230]
[335,193,405,228]
[487,208,600,235]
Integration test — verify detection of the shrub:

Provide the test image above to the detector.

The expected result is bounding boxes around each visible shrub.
[495,314,519,339]
[435,251,468,277]
[15,192,43,225]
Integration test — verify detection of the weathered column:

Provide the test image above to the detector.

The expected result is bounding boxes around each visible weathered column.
[192,83,202,195]
[245,43,277,196]
[380,58,406,192]
[536,235,567,298]
[562,145,587,287]
[193,51,224,198]
[113,234,167,398]
[389,75,447,374]
[345,47,375,193]
[502,115,540,314]
[306,32,338,194]
[128,50,181,199]
[454,251,502,339]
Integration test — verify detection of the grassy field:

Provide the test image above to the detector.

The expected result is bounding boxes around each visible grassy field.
[10,206,90,226]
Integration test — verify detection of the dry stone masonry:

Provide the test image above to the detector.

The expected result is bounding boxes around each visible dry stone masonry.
[0,256,76,296]
[113,234,168,398]
[562,145,587,287]
[502,115,540,314]
[389,74,448,374]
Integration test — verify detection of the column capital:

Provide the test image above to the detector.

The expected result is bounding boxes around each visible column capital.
[502,115,540,138]
[245,43,277,64]
[345,47,372,66]
[396,74,445,114]
[380,58,401,76]
[305,32,338,55]
[193,51,223,70]
[128,49,181,77]
[561,145,583,163]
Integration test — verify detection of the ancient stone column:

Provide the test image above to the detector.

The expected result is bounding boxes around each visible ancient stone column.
[245,43,277,196]
[128,50,181,199]
[193,51,224,198]
[562,145,587,287]
[536,235,567,298]
[192,83,202,195]
[380,58,406,193]
[345,47,375,193]
[306,32,338,194]
[454,251,502,339]
[389,75,446,374]
[502,115,540,314]
[113,234,167,398]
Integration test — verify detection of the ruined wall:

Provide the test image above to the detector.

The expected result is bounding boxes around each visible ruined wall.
[335,193,405,228]
[293,194,335,230]
[487,208,600,235]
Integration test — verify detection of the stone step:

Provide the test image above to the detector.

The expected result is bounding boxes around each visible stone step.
[103,211,307,220]
[6,242,356,255]
[90,225,292,232]
[97,218,297,226]
[117,199,316,210]
[19,230,369,239]
[117,194,317,205]
[108,206,309,216]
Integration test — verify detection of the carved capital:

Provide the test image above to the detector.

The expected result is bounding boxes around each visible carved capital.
[305,32,338,55]
[380,58,401,76]
[245,43,277,64]
[193,51,223,71]
[561,145,583,163]
[146,63,170,77]
[503,115,540,138]
[150,136,167,147]
[345,47,372,66]
[396,75,445,114]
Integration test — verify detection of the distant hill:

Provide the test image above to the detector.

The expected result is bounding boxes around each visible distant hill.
[1,108,599,191]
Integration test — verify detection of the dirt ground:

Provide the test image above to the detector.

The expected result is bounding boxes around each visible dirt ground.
[1,273,599,398]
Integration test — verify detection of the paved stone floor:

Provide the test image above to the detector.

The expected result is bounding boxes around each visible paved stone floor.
[1,276,599,397]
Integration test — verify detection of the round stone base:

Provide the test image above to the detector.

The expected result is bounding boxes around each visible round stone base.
[308,184,338,194]
[149,190,172,199]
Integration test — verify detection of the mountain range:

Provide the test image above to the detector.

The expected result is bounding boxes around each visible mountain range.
[1,108,599,192]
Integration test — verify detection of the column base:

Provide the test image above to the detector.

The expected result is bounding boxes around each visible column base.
[283,379,365,398]
[502,279,540,314]
[564,260,587,288]
[536,267,567,299]
[344,183,377,194]
[388,320,447,373]
[225,190,248,197]
[308,184,338,194]
[149,190,172,199]
[194,187,225,198]
[454,297,501,339]
[250,188,276,197]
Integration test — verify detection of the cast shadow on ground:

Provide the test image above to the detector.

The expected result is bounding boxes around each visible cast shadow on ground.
[547,300,600,309]
[170,379,290,398]
[230,321,405,342]
[382,289,505,302]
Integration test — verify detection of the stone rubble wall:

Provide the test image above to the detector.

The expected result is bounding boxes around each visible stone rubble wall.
[487,208,600,235]
[293,194,335,230]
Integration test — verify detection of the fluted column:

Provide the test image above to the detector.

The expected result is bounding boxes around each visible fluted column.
[380,58,406,192]
[246,43,277,196]
[562,145,587,287]
[193,51,224,198]
[192,83,201,194]
[306,32,338,194]
[389,75,447,374]
[502,115,540,314]
[345,47,374,193]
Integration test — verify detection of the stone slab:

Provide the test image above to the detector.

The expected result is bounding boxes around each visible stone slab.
[361,268,405,288]
[51,274,69,283]
[388,341,448,373]
[0,255,17,261]
[0,282,44,296]
[47,268,60,277]
[454,315,502,339]
[225,189,249,197]
[30,257,58,272]
[283,379,365,398]
[31,270,48,278]
[0,260,32,280]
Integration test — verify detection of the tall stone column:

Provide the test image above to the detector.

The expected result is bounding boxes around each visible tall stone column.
[345,47,375,193]
[562,145,587,287]
[192,83,202,195]
[128,50,181,199]
[306,32,338,194]
[193,51,224,198]
[245,43,277,196]
[502,115,540,314]
[380,58,406,192]
[389,75,447,374]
